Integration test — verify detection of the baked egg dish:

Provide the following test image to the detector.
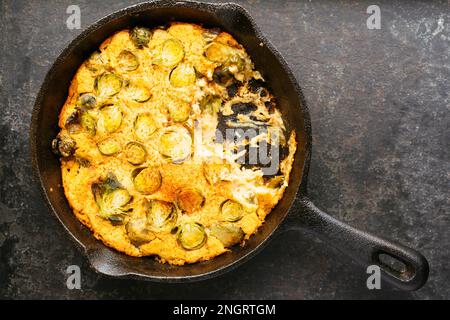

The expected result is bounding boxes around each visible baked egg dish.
[52,23,296,265]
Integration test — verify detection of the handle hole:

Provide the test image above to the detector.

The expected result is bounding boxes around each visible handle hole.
[374,251,415,281]
[378,253,407,273]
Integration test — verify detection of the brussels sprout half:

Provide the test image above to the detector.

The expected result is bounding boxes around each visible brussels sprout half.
[78,93,97,109]
[64,108,82,134]
[205,42,245,71]
[205,42,230,64]
[146,200,177,232]
[125,142,146,165]
[102,189,132,223]
[80,112,96,136]
[168,100,191,122]
[117,50,139,72]
[65,108,96,136]
[159,126,192,163]
[220,199,244,222]
[177,222,207,250]
[85,51,104,72]
[99,105,122,133]
[52,132,77,157]
[130,27,152,48]
[210,222,244,248]
[169,64,196,87]
[132,167,162,195]
[95,73,122,98]
[156,39,185,67]
[177,189,205,214]
[126,214,155,245]
[123,84,152,103]
[133,113,158,140]
[202,28,220,43]
[97,137,121,156]
[91,173,132,223]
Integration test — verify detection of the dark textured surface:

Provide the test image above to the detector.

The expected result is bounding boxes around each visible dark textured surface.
[0,0,448,299]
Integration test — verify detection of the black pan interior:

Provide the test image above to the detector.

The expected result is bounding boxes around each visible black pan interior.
[30,1,311,281]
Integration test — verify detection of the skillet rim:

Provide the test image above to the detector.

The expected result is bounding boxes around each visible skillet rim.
[29,0,312,282]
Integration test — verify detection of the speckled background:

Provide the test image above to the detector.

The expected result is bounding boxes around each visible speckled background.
[0,0,449,299]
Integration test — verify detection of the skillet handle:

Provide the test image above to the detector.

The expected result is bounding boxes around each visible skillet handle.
[284,198,429,291]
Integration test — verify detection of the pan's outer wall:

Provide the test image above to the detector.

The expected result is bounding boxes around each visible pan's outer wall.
[30,1,311,281]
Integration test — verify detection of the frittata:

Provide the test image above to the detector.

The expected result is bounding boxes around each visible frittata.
[52,22,297,265]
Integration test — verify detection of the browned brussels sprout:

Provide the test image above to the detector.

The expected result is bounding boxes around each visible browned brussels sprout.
[133,113,158,140]
[65,108,96,136]
[78,93,97,109]
[220,199,244,222]
[146,200,177,232]
[123,84,152,103]
[202,28,220,43]
[159,126,192,163]
[117,50,139,72]
[95,73,122,97]
[124,142,146,165]
[205,42,230,64]
[85,51,104,72]
[98,105,122,133]
[97,137,121,156]
[80,112,96,136]
[177,189,205,214]
[210,222,244,248]
[65,107,97,136]
[52,132,77,157]
[177,222,207,250]
[132,167,162,195]
[65,109,82,134]
[169,64,196,87]
[167,100,191,122]
[130,27,152,48]
[126,214,155,245]
[156,39,185,67]
[91,173,132,223]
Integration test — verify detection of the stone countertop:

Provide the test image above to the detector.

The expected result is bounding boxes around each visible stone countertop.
[0,0,448,299]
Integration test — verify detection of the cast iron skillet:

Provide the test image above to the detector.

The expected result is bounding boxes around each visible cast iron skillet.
[30,0,429,290]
